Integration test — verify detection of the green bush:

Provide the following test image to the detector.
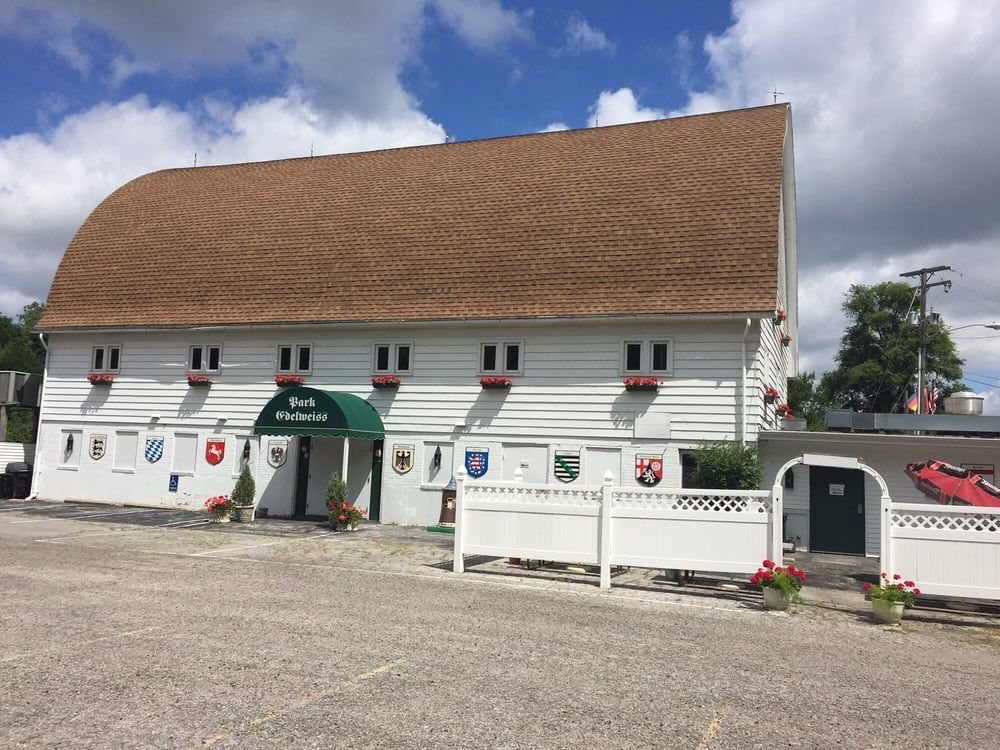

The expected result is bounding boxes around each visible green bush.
[689,441,763,490]
[325,473,348,513]
[230,466,256,507]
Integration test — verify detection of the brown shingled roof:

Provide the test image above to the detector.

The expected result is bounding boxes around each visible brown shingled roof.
[39,104,791,331]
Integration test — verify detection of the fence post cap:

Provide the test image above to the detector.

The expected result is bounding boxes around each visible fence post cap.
[456,469,467,481]
[602,470,614,483]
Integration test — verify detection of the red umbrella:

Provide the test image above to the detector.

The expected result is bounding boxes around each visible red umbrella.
[905,460,1000,508]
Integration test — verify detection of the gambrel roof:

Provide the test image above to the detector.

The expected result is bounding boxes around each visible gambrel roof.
[39,104,793,331]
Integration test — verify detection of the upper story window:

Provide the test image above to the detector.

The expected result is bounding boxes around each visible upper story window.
[189,344,222,373]
[91,345,121,373]
[480,341,523,375]
[277,344,312,374]
[621,339,673,376]
[373,343,412,375]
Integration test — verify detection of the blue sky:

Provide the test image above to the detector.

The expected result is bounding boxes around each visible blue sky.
[2,1,1000,407]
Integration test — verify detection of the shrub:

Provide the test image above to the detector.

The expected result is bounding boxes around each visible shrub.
[231,466,256,507]
[863,573,920,608]
[688,441,763,490]
[325,472,348,509]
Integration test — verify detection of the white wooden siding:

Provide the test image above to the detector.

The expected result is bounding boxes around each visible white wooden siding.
[0,442,35,466]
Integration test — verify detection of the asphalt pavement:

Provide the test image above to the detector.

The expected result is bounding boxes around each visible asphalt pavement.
[2,501,999,749]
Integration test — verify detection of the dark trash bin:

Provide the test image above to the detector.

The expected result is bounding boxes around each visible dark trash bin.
[5,462,33,499]
[0,473,12,499]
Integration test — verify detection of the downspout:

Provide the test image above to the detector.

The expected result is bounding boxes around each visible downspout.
[741,318,751,444]
[27,333,49,500]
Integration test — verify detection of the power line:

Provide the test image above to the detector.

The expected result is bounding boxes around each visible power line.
[899,265,953,414]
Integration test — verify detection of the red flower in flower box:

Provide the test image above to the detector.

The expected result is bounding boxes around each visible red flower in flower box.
[763,386,780,403]
[480,376,512,389]
[780,332,792,347]
[773,308,787,325]
[187,374,212,387]
[87,373,115,385]
[623,376,659,392]
[371,375,401,389]
[274,374,305,388]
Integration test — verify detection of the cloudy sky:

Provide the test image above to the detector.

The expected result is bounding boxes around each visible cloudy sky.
[2,1,1000,408]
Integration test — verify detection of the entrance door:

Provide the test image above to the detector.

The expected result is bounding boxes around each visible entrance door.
[293,436,312,517]
[809,466,865,554]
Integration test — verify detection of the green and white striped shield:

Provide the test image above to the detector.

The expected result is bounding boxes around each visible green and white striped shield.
[554,451,580,483]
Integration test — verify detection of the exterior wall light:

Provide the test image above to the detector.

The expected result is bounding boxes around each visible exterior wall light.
[432,445,442,470]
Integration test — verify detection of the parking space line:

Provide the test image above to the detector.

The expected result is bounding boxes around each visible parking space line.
[696,716,723,749]
[9,508,160,524]
[36,518,211,542]
[190,531,335,556]
[191,657,408,749]
[1,626,164,663]
[0,504,50,512]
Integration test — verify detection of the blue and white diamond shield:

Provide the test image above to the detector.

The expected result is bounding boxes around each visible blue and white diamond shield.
[465,448,489,478]
[145,437,164,463]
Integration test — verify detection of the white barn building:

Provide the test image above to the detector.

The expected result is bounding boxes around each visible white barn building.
[32,104,798,525]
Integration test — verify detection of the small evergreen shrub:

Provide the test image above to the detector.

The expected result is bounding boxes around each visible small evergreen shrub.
[325,473,348,509]
[689,441,763,490]
[231,466,256,507]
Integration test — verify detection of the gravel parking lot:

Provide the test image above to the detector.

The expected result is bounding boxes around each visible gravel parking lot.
[2,500,999,749]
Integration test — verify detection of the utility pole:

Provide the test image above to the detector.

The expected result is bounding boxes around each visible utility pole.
[900,265,952,414]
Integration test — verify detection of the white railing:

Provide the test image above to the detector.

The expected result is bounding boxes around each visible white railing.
[454,470,780,589]
[882,499,1000,601]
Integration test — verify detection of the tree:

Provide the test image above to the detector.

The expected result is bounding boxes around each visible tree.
[787,372,830,431]
[820,282,964,413]
[0,302,46,373]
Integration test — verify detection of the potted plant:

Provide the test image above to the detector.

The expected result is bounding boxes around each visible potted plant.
[204,494,232,523]
[480,376,512,390]
[274,374,305,388]
[187,374,212,387]
[863,574,920,624]
[780,332,792,347]
[372,375,401,389]
[749,559,807,610]
[230,466,256,522]
[623,376,659,392]
[87,373,115,385]
[773,308,787,325]
[778,405,807,431]
[324,473,366,530]
[763,386,780,404]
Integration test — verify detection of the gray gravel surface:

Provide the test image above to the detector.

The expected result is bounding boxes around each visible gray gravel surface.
[2,503,999,749]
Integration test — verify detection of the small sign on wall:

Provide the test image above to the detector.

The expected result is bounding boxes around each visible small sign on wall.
[168,474,179,492]
[829,483,845,496]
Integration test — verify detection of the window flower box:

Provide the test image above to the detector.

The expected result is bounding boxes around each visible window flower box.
[372,375,401,389]
[623,377,660,392]
[763,386,780,404]
[480,376,512,390]
[275,374,305,388]
[773,308,787,325]
[187,374,213,387]
[87,373,115,385]
[780,332,792,347]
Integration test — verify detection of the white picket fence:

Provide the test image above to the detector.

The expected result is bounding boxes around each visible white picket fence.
[881,499,1000,601]
[453,470,781,588]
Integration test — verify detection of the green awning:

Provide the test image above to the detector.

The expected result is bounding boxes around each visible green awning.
[254,387,384,439]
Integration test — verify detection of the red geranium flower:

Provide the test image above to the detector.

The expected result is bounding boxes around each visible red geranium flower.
[338,514,346,522]
[863,582,873,592]
[904,580,914,587]
[893,574,901,580]
[763,560,775,569]
[913,588,921,595]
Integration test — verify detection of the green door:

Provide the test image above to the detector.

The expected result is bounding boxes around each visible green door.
[809,466,866,555]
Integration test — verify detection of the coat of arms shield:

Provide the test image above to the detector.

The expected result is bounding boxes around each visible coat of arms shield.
[553,450,580,482]
[465,448,489,478]
[144,437,164,463]
[267,439,287,468]
[206,439,226,466]
[392,445,414,474]
[635,454,663,487]
[89,434,107,461]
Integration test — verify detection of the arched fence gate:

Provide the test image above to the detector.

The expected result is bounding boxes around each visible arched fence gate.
[454,452,1000,602]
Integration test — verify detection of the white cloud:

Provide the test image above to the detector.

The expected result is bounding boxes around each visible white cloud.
[565,16,614,54]
[668,0,1000,386]
[587,88,665,127]
[540,122,569,132]
[432,0,530,51]
[0,94,445,317]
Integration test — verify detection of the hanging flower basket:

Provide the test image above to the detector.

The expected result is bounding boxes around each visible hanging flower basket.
[780,332,792,347]
[87,373,115,386]
[773,308,787,325]
[623,377,659,392]
[763,386,780,404]
[274,374,305,388]
[480,376,512,390]
[187,374,213,387]
[372,375,401,389]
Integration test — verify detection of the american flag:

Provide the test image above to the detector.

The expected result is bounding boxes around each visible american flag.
[906,386,941,413]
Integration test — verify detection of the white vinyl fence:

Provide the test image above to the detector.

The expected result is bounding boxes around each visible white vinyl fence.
[0,442,34,466]
[453,470,781,588]
[882,499,1000,601]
